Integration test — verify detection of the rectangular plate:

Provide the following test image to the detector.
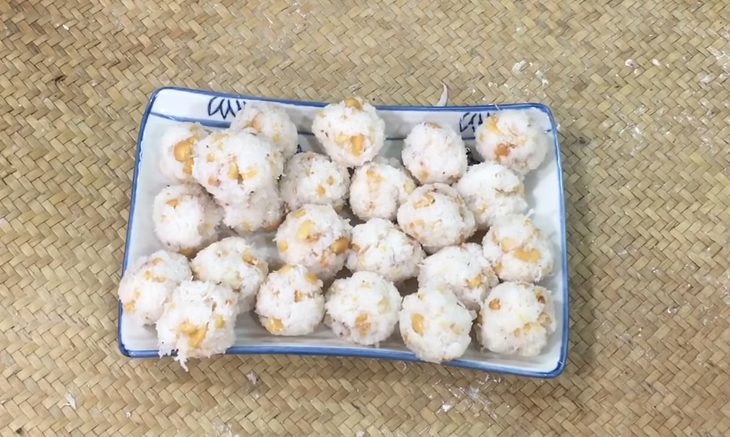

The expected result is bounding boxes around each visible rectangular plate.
[119,87,568,378]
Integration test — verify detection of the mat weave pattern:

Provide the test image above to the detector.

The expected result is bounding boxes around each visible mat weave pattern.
[1,0,729,435]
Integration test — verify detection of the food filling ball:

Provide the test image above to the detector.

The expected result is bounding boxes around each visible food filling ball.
[396,183,475,253]
[191,237,269,313]
[325,272,402,345]
[482,214,554,283]
[222,186,283,234]
[478,282,556,357]
[152,184,222,255]
[349,158,416,221]
[158,123,208,183]
[474,110,549,175]
[156,280,239,370]
[455,162,528,229]
[346,218,424,283]
[192,130,284,204]
[418,243,498,312]
[279,152,350,212]
[312,97,385,167]
[402,122,468,184]
[118,250,192,325]
[255,264,325,335]
[399,288,474,363]
[230,102,299,159]
[275,204,352,280]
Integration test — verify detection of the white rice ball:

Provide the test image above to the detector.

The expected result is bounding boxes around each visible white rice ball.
[349,158,416,221]
[255,264,325,335]
[474,110,549,175]
[118,250,192,325]
[482,214,554,283]
[399,288,474,363]
[275,204,352,280]
[158,123,208,183]
[418,243,498,312]
[402,122,468,184]
[478,282,556,357]
[325,271,401,345]
[152,184,223,256]
[455,163,528,229]
[221,186,283,234]
[312,97,385,167]
[279,152,350,211]
[192,130,284,203]
[156,280,239,370]
[230,102,299,159]
[346,218,424,283]
[191,237,269,313]
[396,183,476,253]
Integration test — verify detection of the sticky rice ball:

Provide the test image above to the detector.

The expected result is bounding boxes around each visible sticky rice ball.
[191,237,269,313]
[156,280,238,370]
[192,130,284,204]
[399,288,474,363]
[255,264,325,335]
[478,282,556,356]
[402,122,468,184]
[312,97,385,167]
[222,186,283,234]
[152,184,223,256]
[118,250,192,325]
[158,123,209,183]
[230,102,299,159]
[418,243,498,313]
[324,271,402,345]
[349,158,417,221]
[482,214,554,282]
[474,110,549,175]
[396,183,476,253]
[275,204,352,280]
[279,152,350,211]
[455,163,528,229]
[346,218,424,283]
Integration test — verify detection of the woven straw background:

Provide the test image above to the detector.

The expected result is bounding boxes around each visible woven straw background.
[1,0,728,435]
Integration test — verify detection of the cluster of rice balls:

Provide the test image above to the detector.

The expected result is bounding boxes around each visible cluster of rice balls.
[119,97,557,369]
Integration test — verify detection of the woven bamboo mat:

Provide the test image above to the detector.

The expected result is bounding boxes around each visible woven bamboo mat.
[1,0,728,435]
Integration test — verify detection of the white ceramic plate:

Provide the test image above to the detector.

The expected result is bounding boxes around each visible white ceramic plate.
[119,87,568,378]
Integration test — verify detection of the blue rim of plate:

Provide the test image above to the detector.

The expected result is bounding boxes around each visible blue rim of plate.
[118,86,569,379]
